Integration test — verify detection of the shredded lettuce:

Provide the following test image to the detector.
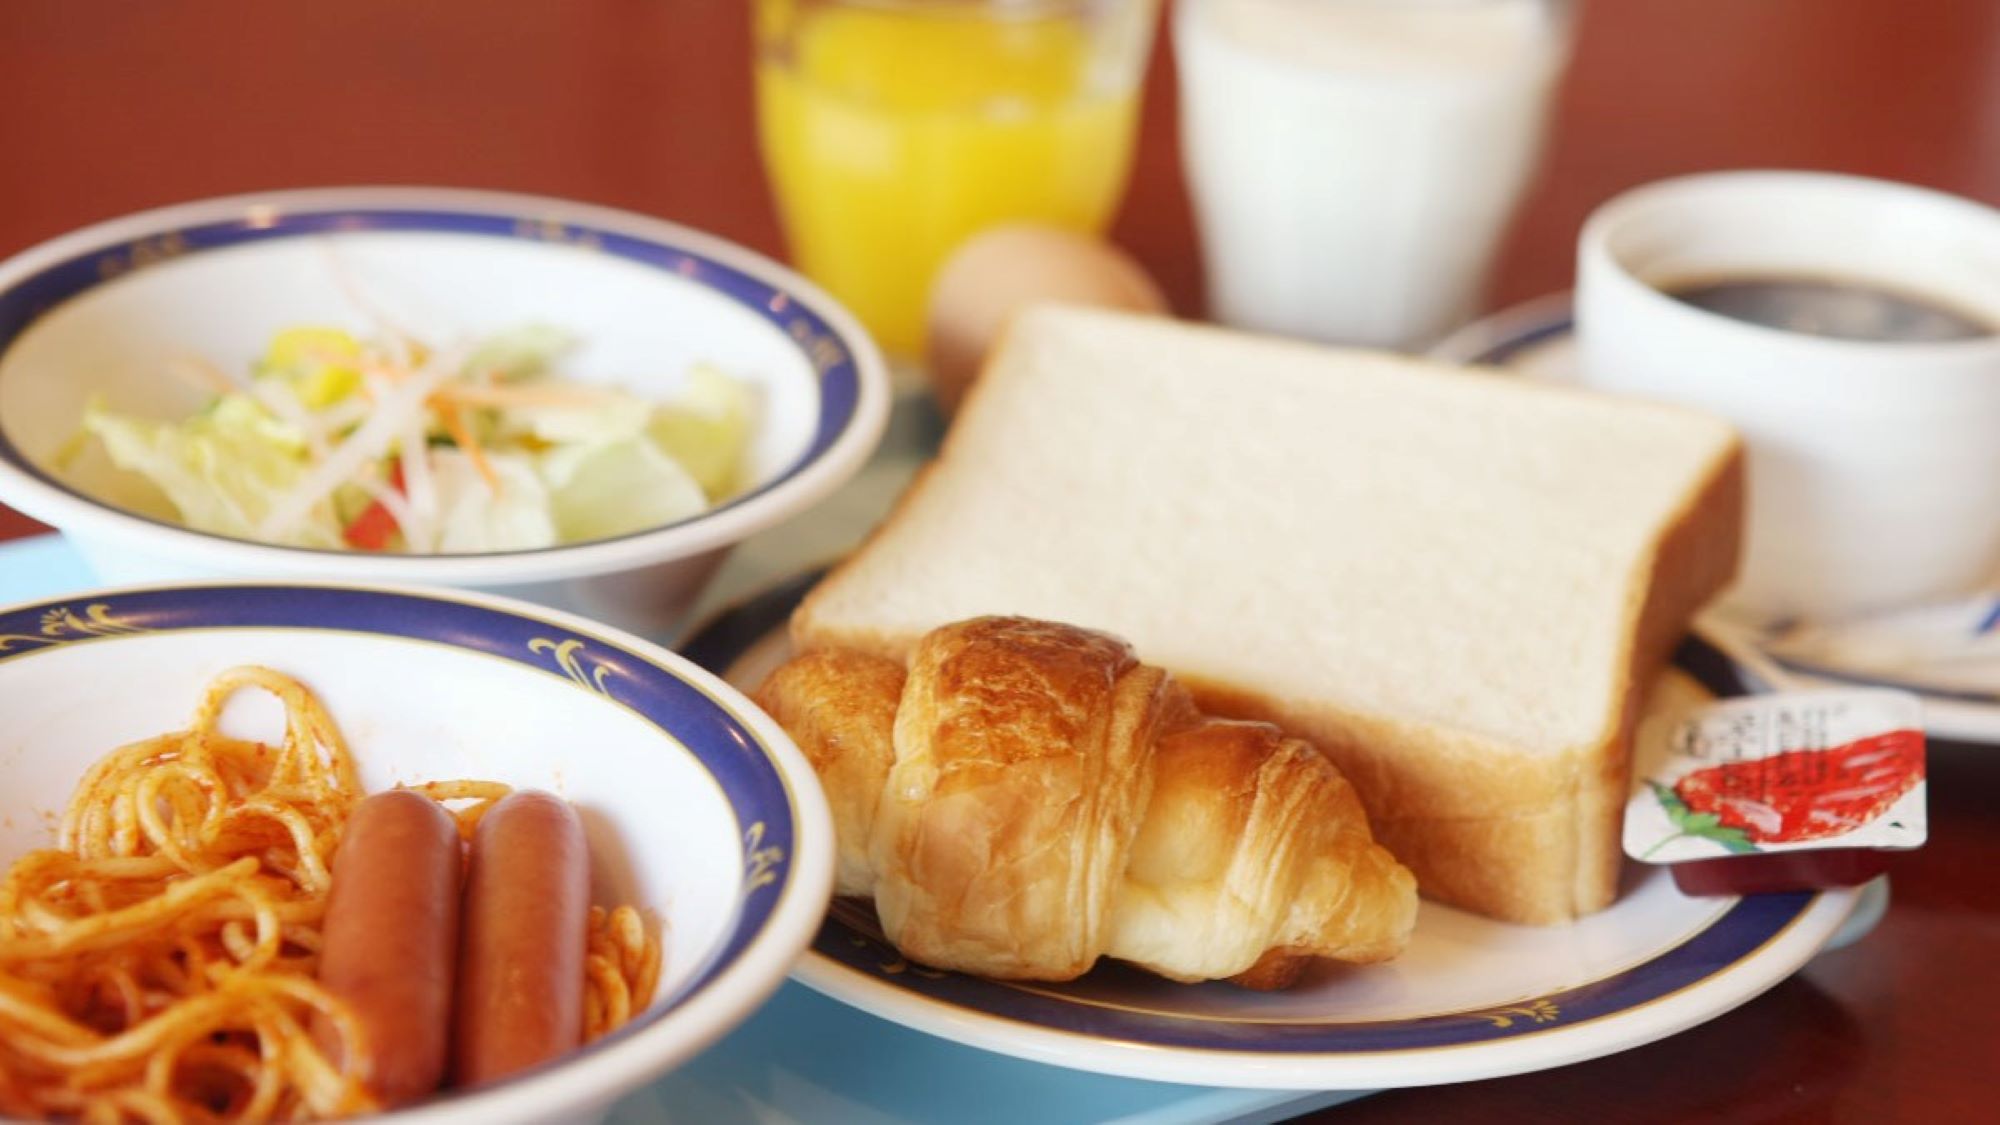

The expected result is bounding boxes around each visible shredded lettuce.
[648,365,757,499]
[503,392,653,448]
[69,324,756,554]
[204,393,309,454]
[82,394,343,548]
[430,451,557,553]
[541,436,710,544]
[464,324,578,382]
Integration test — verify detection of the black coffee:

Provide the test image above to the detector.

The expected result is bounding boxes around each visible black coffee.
[1663,276,1994,343]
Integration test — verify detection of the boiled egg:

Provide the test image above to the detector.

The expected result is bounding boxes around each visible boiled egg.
[925,225,1169,416]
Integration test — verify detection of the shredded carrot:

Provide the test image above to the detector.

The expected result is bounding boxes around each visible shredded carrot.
[431,383,621,408]
[165,357,236,395]
[434,400,499,494]
[354,360,408,404]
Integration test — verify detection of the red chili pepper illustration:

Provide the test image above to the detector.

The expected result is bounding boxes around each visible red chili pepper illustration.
[1662,730,1924,849]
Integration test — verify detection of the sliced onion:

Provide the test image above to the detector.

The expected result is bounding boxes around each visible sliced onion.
[254,350,460,544]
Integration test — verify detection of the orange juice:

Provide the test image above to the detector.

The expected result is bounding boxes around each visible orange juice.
[756,1,1144,356]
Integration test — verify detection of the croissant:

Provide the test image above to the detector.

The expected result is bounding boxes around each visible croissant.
[757,616,1418,988]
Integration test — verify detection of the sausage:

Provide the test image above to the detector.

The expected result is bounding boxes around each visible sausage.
[451,790,590,1087]
[317,789,462,1106]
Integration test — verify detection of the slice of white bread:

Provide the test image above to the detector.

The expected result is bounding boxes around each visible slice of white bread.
[793,307,1744,925]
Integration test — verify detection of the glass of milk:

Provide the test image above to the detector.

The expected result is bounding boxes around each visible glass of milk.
[1176,0,1573,349]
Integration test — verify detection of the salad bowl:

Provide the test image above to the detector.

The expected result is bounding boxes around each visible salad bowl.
[0,187,889,632]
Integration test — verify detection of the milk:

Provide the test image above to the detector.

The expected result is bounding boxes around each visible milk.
[1176,0,1569,349]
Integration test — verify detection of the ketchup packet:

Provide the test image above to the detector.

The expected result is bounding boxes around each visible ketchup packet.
[1623,689,1925,894]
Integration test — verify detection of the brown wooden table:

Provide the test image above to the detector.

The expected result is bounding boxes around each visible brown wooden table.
[2,3,1996,1121]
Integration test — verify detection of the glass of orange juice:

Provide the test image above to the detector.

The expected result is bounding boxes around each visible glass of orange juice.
[754,0,1159,358]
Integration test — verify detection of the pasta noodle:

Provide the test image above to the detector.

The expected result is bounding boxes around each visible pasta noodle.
[0,666,662,1122]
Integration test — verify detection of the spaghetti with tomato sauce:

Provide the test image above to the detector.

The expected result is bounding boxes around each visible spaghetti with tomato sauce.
[0,666,661,1122]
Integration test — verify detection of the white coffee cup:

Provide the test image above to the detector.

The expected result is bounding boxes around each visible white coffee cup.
[1575,171,2000,623]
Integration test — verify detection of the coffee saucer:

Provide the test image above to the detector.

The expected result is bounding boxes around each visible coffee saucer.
[1433,295,2000,746]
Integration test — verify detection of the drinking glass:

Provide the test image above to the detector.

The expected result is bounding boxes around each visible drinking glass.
[755,0,1159,357]
[1177,0,1573,350]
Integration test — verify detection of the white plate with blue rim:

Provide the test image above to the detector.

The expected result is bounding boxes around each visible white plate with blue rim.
[0,580,834,1124]
[677,571,1865,1090]
[1434,294,2000,746]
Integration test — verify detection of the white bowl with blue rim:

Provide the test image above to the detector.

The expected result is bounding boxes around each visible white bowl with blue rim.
[0,188,890,633]
[0,579,835,1123]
